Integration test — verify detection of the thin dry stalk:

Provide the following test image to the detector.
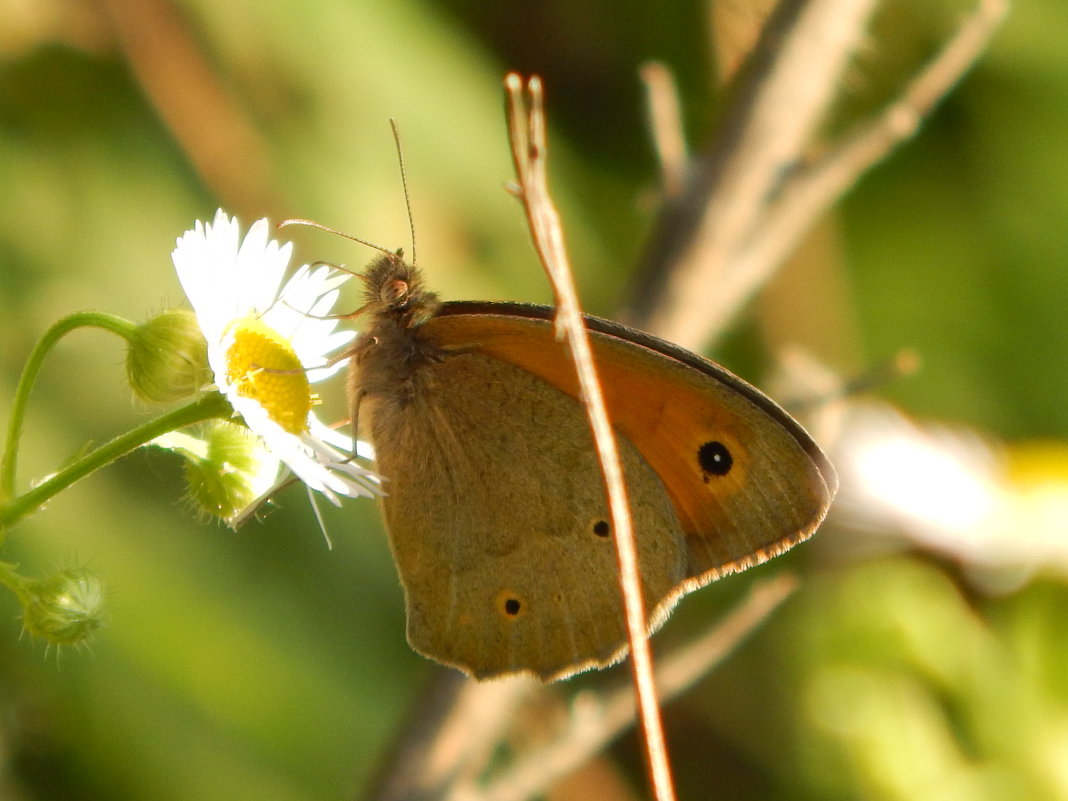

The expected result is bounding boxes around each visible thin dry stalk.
[502,73,676,801]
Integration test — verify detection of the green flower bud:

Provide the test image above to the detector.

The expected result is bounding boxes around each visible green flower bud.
[126,309,210,403]
[22,568,106,647]
[154,422,281,524]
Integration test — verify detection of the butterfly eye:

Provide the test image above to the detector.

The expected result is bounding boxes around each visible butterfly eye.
[381,279,409,306]
[591,519,611,538]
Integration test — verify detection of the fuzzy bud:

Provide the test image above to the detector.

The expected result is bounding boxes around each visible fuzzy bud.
[153,422,281,523]
[126,309,210,403]
[21,568,106,647]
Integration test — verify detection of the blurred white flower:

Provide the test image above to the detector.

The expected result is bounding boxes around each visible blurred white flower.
[835,403,1068,592]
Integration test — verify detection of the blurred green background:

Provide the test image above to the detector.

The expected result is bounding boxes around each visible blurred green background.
[2,0,1067,799]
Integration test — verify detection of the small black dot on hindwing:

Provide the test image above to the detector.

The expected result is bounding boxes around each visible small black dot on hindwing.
[495,589,526,620]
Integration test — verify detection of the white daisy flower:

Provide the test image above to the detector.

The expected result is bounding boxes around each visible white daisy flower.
[171,209,379,504]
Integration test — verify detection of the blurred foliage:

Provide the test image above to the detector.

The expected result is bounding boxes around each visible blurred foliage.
[1,0,1067,799]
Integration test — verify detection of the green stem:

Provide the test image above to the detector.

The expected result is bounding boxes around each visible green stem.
[0,560,30,604]
[1,311,140,502]
[0,392,232,531]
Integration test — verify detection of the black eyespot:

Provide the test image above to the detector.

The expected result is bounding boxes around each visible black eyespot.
[495,589,526,620]
[592,520,611,538]
[697,440,733,478]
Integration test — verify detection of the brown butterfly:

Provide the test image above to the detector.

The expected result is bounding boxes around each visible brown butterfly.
[347,251,836,681]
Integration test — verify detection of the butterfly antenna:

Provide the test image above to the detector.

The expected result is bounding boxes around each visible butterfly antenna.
[278,218,394,258]
[390,118,417,267]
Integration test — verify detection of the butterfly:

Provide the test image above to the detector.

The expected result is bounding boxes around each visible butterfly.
[345,250,836,681]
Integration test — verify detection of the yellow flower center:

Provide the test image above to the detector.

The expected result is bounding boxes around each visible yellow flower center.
[224,317,312,434]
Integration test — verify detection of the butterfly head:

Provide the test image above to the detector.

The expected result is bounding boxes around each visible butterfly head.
[361,250,440,327]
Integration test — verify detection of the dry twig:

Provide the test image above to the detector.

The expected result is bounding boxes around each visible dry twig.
[703,0,1009,343]
[640,62,689,200]
[628,0,1006,351]
[502,73,676,801]
[628,0,880,348]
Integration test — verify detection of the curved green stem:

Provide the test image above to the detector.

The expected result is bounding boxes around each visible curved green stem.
[0,560,30,604]
[0,392,232,532]
[1,311,140,502]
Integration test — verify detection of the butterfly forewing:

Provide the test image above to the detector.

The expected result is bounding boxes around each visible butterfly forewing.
[427,303,836,585]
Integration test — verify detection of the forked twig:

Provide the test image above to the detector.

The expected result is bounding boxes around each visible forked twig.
[630,0,1006,350]
[628,0,880,348]
[700,0,1009,342]
[502,73,677,801]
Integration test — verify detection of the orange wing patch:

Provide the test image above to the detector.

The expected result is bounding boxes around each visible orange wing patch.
[425,311,834,583]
